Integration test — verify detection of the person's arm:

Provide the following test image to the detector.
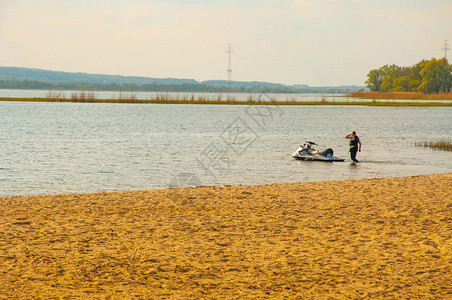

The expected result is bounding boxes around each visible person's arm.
[358,140,362,152]
[345,134,353,139]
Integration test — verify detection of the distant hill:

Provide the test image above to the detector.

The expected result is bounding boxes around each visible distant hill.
[0,66,365,93]
[0,66,198,85]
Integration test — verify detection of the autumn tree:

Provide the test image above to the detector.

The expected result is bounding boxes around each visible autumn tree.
[418,58,451,93]
[366,58,451,94]
[381,65,410,92]
[365,69,384,91]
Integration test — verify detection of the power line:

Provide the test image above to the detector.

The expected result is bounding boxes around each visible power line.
[226,43,233,84]
[442,40,450,59]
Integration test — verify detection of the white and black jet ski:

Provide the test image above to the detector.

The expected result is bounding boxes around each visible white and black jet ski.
[292,141,345,162]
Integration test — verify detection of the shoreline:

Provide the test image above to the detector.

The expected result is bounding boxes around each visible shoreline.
[1,173,451,298]
[346,91,452,100]
[1,96,452,106]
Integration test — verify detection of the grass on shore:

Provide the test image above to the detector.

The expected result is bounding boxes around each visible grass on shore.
[1,97,452,107]
[347,91,452,100]
[415,140,452,152]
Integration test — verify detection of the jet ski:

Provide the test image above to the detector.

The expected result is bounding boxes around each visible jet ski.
[292,141,345,162]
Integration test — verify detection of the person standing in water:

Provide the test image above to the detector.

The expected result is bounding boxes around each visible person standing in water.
[345,131,361,162]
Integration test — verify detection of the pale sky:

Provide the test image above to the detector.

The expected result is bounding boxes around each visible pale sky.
[1,0,451,86]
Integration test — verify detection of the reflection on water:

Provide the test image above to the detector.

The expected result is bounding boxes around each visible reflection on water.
[0,101,451,196]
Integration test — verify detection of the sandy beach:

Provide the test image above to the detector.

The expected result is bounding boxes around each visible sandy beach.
[1,173,451,299]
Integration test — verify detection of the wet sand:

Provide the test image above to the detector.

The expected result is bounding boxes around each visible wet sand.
[1,174,451,299]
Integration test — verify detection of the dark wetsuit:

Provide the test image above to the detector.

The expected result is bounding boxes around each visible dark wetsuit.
[349,136,360,162]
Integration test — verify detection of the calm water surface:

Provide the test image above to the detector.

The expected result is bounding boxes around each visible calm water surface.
[0,101,451,196]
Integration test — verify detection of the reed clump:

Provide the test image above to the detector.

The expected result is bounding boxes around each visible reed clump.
[46,90,65,101]
[71,91,95,101]
[415,140,452,152]
[119,92,136,100]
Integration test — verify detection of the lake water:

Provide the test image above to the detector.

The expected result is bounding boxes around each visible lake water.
[0,101,451,196]
[2,88,452,103]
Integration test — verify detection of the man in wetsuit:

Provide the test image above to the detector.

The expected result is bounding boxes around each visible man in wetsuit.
[345,131,361,162]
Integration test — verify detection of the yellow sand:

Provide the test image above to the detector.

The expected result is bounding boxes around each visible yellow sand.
[1,174,451,299]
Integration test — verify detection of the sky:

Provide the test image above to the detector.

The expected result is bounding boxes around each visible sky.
[1,0,451,86]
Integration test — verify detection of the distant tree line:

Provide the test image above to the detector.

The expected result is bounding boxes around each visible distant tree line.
[0,79,362,94]
[0,79,301,93]
[0,67,367,94]
[366,58,452,94]
[0,79,242,92]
